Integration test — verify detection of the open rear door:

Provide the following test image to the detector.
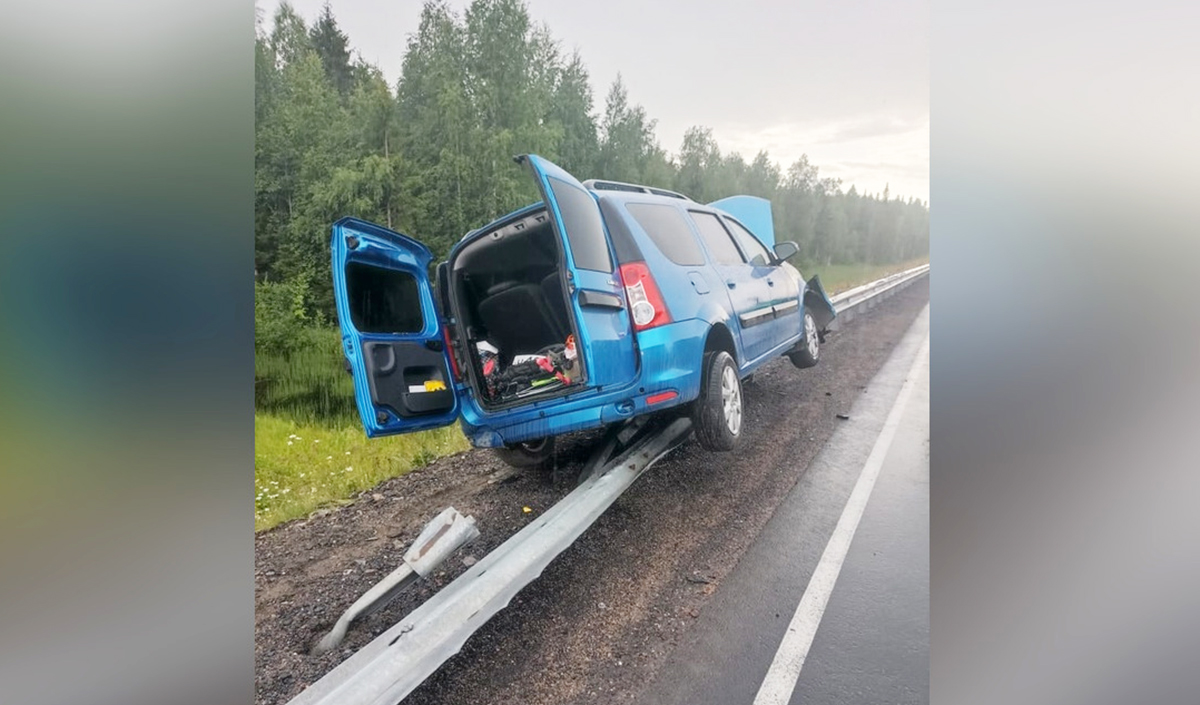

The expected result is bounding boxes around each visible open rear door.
[515,154,638,392]
[331,217,461,437]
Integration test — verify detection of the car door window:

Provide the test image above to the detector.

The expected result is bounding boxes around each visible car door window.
[689,211,746,266]
[626,203,706,266]
[723,218,773,267]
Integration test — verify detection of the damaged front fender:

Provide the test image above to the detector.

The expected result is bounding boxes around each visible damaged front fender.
[804,274,837,331]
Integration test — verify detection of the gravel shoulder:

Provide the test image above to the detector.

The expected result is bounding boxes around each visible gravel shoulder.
[255,277,930,705]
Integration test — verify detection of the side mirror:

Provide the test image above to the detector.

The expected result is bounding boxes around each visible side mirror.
[773,240,799,262]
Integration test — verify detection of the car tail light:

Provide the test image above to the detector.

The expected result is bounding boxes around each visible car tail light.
[442,326,461,381]
[619,262,672,331]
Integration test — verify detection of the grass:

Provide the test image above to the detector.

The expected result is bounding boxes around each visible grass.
[255,328,471,530]
[802,255,929,295]
[255,413,470,531]
[256,327,360,427]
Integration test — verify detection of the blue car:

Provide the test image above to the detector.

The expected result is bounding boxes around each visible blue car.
[331,154,835,468]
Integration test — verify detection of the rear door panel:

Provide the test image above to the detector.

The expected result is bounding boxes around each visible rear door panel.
[332,217,461,437]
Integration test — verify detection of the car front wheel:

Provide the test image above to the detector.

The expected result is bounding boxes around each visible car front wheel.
[692,350,742,452]
[788,310,820,369]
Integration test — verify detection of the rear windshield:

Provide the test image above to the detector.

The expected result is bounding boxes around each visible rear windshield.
[548,177,613,272]
[625,203,706,266]
[345,262,424,334]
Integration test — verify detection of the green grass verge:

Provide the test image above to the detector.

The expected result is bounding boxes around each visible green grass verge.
[803,255,929,295]
[254,413,470,531]
[256,327,360,428]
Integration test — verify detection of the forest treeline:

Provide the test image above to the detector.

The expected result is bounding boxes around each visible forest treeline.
[255,0,929,350]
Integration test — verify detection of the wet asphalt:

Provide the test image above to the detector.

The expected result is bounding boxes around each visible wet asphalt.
[639,305,930,705]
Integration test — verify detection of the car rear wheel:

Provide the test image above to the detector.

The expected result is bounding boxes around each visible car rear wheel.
[493,436,557,471]
[692,350,742,452]
[788,310,820,369]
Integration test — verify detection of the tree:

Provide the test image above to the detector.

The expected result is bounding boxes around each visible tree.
[597,75,661,183]
[775,155,820,258]
[675,126,722,200]
[548,52,598,176]
[744,151,780,199]
[309,2,354,98]
[347,65,403,227]
[268,2,311,68]
[462,0,555,215]
[396,1,474,257]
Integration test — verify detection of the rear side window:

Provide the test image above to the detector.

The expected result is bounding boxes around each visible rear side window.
[689,211,746,266]
[625,203,706,266]
[346,262,424,334]
[724,218,773,266]
[548,177,613,272]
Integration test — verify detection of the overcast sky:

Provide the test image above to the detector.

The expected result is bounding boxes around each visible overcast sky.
[268,0,929,203]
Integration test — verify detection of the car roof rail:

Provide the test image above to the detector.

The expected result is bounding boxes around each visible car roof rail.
[582,179,694,202]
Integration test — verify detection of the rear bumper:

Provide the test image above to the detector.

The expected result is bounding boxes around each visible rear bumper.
[459,318,710,447]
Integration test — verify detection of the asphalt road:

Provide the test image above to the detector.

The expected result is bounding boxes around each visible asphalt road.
[638,304,929,705]
[255,276,930,705]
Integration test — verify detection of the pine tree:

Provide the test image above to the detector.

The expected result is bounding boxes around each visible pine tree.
[309,2,355,98]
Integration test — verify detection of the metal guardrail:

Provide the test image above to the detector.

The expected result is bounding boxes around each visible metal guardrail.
[282,262,929,705]
[287,418,693,705]
[826,263,929,331]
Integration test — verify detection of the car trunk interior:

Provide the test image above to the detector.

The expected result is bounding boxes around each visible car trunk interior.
[450,207,584,407]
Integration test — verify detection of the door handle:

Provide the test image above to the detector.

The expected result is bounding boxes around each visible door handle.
[767,279,775,286]
[727,281,736,289]
[578,289,624,309]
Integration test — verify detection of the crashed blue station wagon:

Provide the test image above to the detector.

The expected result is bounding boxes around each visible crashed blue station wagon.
[331,154,835,468]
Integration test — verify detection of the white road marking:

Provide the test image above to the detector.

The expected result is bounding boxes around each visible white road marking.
[753,334,929,705]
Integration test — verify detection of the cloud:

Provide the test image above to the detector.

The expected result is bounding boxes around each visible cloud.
[707,114,930,202]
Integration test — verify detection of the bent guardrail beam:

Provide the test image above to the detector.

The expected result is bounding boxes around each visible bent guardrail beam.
[313,507,480,655]
[287,416,694,705]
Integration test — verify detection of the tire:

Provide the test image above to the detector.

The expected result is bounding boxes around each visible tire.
[788,310,820,369]
[493,436,557,471]
[691,350,742,452]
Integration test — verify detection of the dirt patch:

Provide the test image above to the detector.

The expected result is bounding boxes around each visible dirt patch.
[255,277,929,705]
